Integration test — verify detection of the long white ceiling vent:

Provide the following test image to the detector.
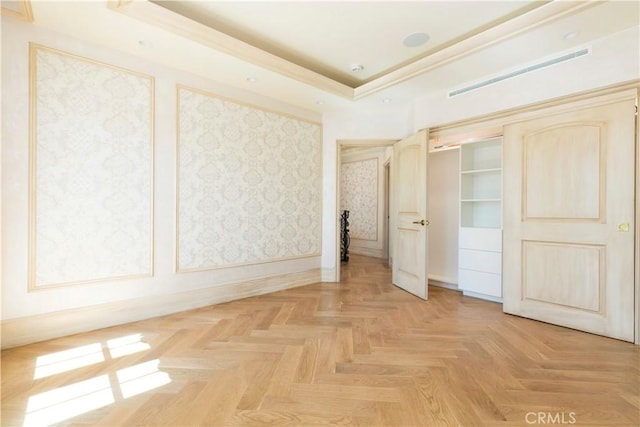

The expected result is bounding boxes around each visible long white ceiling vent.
[448,47,590,97]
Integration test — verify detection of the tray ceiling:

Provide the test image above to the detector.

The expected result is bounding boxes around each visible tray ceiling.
[2,0,639,113]
[150,0,544,87]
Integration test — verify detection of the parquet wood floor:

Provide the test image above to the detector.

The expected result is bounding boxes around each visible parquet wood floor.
[2,255,639,426]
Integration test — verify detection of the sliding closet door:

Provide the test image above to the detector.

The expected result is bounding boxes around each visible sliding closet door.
[503,98,636,341]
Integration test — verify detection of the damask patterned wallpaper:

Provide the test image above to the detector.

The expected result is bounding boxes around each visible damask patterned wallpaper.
[340,158,378,241]
[31,45,153,288]
[177,87,322,271]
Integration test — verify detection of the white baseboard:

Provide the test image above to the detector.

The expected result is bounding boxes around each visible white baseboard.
[428,275,458,291]
[462,290,503,304]
[429,281,459,291]
[350,247,385,259]
[1,268,321,349]
[428,274,457,284]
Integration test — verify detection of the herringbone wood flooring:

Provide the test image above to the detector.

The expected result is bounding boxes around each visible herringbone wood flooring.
[2,255,639,426]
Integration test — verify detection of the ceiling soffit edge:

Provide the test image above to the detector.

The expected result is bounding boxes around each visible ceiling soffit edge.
[352,1,599,100]
[0,0,33,22]
[106,0,354,99]
[429,79,640,146]
[103,1,598,102]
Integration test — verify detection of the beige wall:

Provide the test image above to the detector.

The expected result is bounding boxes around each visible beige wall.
[1,17,322,348]
[413,26,640,129]
[3,16,639,347]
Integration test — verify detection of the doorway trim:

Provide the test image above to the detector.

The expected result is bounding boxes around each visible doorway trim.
[635,87,639,344]
[335,139,397,282]
[383,160,391,264]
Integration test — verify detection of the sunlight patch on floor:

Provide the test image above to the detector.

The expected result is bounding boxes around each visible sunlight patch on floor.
[33,343,104,379]
[117,359,171,399]
[24,375,114,427]
[24,334,170,426]
[107,333,151,358]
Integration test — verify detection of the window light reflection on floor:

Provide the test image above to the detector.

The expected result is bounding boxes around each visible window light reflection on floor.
[24,335,170,427]
[117,359,171,399]
[33,343,104,380]
[23,375,114,427]
[107,333,151,358]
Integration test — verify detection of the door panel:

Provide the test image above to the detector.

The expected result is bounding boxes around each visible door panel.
[503,99,635,341]
[522,241,604,312]
[523,124,604,221]
[392,130,428,299]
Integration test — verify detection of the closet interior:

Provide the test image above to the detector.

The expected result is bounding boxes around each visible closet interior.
[428,136,503,302]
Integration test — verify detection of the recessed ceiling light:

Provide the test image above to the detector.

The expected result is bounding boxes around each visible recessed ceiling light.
[137,40,153,49]
[245,77,257,82]
[382,98,392,104]
[350,64,364,73]
[403,32,430,48]
[563,31,579,40]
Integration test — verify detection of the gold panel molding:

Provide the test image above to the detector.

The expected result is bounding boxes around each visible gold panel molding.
[176,85,322,272]
[29,44,155,290]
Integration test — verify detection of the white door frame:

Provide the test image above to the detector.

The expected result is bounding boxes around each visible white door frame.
[335,139,397,282]
[635,88,639,344]
[383,160,391,264]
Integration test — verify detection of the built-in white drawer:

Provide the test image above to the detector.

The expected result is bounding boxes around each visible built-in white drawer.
[459,227,502,252]
[459,249,502,275]
[458,268,502,297]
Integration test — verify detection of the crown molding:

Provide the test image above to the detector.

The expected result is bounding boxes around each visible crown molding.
[0,0,33,22]
[107,1,599,102]
[352,0,600,100]
[106,0,354,99]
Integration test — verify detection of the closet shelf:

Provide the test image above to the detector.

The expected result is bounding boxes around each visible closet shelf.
[459,136,503,301]
[460,167,502,175]
[461,198,501,203]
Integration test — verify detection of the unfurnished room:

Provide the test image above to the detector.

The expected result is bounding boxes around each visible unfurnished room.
[1,1,639,426]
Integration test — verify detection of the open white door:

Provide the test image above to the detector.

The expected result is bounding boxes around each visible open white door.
[391,130,429,299]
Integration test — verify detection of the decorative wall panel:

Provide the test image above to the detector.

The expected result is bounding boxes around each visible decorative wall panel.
[30,45,154,288]
[177,86,322,271]
[340,158,378,240]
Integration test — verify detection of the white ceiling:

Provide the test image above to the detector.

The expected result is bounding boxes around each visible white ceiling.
[5,0,640,114]
[151,0,542,86]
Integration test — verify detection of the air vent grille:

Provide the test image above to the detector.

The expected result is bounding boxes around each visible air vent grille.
[448,48,590,97]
